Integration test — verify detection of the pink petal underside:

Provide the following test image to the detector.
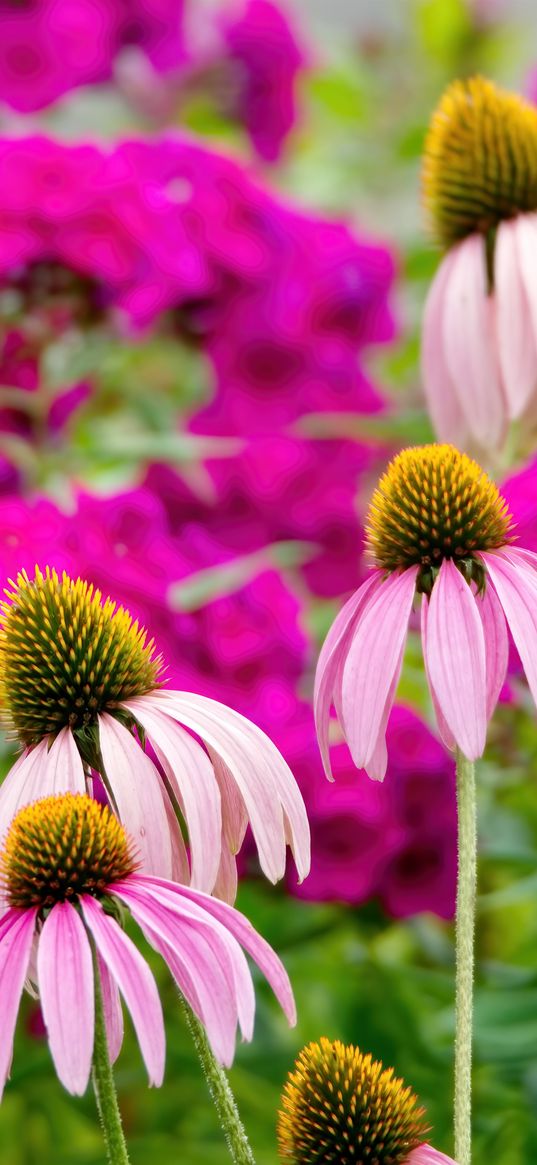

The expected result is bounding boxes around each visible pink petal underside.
[37,902,94,1096]
[495,217,537,417]
[481,550,537,707]
[114,882,249,1065]
[363,640,406,781]
[210,750,248,855]
[98,714,173,880]
[97,954,124,1064]
[314,573,382,779]
[129,692,306,886]
[443,233,506,449]
[514,212,537,377]
[161,784,191,885]
[341,568,418,771]
[420,249,470,444]
[423,560,487,759]
[120,700,222,893]
[135,874,297,1027]
[421,598,456,751]
[408,1146,457,1165]
[0,908,38,1099]
[0,736,68,840]
[212,843,239,905]
[476,582,509,719]
[80,895,165,1087]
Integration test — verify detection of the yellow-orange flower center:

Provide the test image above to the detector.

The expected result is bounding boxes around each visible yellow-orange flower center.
[0,567,163,746]
[423,75,537,248]
[277,1038,429,1164]
[366,444,513,593]
[1,793,137,909]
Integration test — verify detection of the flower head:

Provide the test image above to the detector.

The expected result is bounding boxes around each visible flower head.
[277,1038,454,1165]
[0,567,310,899]
[315,442,537,778]
[421,77,537,451]
[0,793,295,1098]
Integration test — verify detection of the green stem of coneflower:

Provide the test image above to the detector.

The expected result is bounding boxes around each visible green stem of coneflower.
[91,949,131,1165]
[181,999,256,1165]
[454,749,477,1165]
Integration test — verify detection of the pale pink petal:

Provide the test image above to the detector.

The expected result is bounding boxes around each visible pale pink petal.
[113,882,245,1065]
[341,568,417,771]
[136,874,296,1027]
[421,597,456,751]
[496,217,537,417]
[210,752,248,856]
[314,573,382,779]
[120,700,221,892]
[476,583,508,719]
[421,249,469,444]
[0,739,57,839]
[364,641,405,781]
[80,895,165,1087]
[0,908,37,1099]
[97,955,124,1065]
[98,714,174,879]
[514,211,537,385]
[161,784,191,885]
[37,902,94,1096]
[212,843,239,905]
[443,233,506,448]
[408,1146,457,1165]
[481,550,537,708]
[423,560,487,759]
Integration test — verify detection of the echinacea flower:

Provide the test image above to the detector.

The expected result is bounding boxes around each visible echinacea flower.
[421,76,537,450]
[277,1037,455,1164]
[0,567,310,899]
[315,442,537,779]
[0,792,296,1096]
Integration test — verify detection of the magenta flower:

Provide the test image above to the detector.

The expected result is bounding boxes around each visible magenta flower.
[0,792,295,1096]
[0,567,310,900]
[315,443,537,779]
[421,76,537,451]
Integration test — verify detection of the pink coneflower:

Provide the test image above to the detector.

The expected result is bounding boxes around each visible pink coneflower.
[421,76,537,451]
[0,568,310,899]
[0,792,296,1097]
[315,443,537,779]
[277,1038,455,1164]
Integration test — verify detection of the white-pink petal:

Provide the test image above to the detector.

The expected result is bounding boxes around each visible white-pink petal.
[408,1146,457,1165]
[341,568,417,771]
[421,598,456,751]
[514,211,537,377]
[0,908,38,1098]
[443,233,506,449]
[80,895,165,1087]
[37,901,94,1096]
[495,217,537,417]
[98,713,174,879]
[314,573,382,779]
[423,560,487,759]
[421,248,469,445]
[97,954,124,1064]
[0,730,85,841]
[481,550,537,708]
[476,582,508,719]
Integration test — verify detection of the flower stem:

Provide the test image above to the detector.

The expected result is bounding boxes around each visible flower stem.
[454,749,477,1165]
[91,951,131,1165]
[181,999,256,1165]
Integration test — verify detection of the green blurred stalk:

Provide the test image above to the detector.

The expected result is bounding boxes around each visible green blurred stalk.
[182,1000,256,1165]
[91,951,131,1165]
[454,749,477,1165]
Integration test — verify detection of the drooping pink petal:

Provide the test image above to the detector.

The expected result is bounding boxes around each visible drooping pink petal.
[363,641,405,781]
[423,560,487,759]
[495,217,537,417]
[514,211,537,387]
[98,713,174,879]
[120,700,222,892]
[97,954,124,1065]
[481,550,537,708]
[80,895,165,1087]
[0,908,37,1099]
[37,901,94,1096]
[421,598,456,752]
[421,249,470,444]
[0,738,62,839]
[134,874,297,1027]
[212,844,239,905]
[476,583,509,719]
[408,1146,457,1165]
[341,568,418,772]
[443,233,506,448]
[314,573,382,779]
[211,752,249,858]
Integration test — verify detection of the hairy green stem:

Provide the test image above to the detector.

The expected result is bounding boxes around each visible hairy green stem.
[182,999,256,1165]
[454,749,477,1165]
[91,952,131,1165]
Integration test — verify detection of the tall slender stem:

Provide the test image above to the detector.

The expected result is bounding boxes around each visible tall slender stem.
[181,999,256,1165]
[454,749,477,1165]
[91,952,131,1165]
